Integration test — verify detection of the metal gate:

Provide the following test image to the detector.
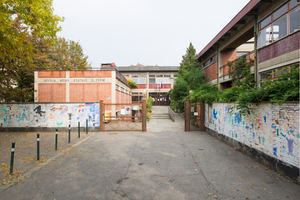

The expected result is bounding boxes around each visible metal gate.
[100,100,147,132]
[184,100,205,131]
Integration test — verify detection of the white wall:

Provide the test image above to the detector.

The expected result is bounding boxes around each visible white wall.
[0,103,100,128]
[205,102,300,169]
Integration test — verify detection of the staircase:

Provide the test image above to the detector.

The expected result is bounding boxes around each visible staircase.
[150,113,170,119]
[149,106,171,120]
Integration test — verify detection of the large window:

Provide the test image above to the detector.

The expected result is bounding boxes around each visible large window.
[149,74,171,84]
[258,1,300,48]
[132,74,146,84]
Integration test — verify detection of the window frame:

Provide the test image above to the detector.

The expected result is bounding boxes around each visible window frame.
[258,1,300,48]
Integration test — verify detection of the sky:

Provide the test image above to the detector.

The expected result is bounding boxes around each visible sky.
[53,0,250,67]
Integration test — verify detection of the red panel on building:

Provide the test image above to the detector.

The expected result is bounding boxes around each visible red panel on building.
[69,83,111,103]
[149,84,158,89]
[38,71,66,78]
[38,84,66,102]
[69,71,112,78]
[259,32,300,63]
[138,84,147,89]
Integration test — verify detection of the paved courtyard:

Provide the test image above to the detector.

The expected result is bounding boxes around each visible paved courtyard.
[0,106,299,199]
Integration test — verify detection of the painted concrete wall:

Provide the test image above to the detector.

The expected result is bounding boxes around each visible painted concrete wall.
[205,102,300,169]
[0,103,100,128]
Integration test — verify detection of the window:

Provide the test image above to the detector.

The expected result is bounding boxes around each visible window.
[148,75,171,84]
[132,74,146,84]
[260,66,292,81]
[273,15,288,41]
[290,0,300,9]
[149,78,155,84]
[290,6,300,33]
[258,1,300,48]
[258,26,272,47]
[149,74,155,77]
[132,92,145,103]
[260,71,272,80]
[123,74,129,78]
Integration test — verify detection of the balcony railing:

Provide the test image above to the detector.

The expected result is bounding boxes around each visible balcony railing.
[219,51,254,77]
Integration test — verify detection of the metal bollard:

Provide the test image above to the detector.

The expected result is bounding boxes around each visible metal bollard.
[55,128,58,151]
[9,142,15,174]
[68,124,71,143]
[78,122,80,138]
[37,134,40,160]
[86,119,88,134]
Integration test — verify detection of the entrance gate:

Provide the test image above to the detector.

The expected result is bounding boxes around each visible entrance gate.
[149,93,170,106]
[184,100,205,131]
[100,100,147,132]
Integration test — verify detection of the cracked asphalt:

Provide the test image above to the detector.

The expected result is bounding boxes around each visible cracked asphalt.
[1,107,299,200]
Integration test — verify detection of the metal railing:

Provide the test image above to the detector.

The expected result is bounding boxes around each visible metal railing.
[168,107,175,122]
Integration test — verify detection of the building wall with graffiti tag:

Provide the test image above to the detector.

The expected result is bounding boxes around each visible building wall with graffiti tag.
[205,102,300,169]
[0,103,100,128]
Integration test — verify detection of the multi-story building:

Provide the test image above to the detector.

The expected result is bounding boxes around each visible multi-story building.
[117,63,179,106]
[197,0,299,89]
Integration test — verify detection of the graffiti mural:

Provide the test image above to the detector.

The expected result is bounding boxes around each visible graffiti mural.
[0,103,100,128]
[205,102,300,169]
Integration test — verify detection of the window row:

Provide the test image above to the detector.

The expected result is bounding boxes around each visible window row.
[203,54,217,68]
[258,0,300,48]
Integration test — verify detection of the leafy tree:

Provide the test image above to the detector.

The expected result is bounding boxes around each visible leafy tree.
[227,55,254,89]
[170,42,206,112]
[0,0,63,102]
[48,38,91,70]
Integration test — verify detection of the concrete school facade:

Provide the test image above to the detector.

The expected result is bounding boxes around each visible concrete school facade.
[198,0,300,89]
[34,66,132,116]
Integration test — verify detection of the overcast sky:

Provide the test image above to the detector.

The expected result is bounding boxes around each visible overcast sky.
[53,0,250,67]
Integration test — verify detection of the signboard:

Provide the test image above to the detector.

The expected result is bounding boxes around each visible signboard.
[194,112,198,116]
[125,106,131,114]
[107,97,111,100]
[191,107,194,112]
[120,109,125,115]
[133,106,139,110]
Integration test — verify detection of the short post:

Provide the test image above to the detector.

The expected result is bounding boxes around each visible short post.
[9,142,15,174]
[37,134,40,160]
[142,100,147,132]
[78,122,80,138]
[86,119,88,134]
[55,128,58,151]
[68,124,71,143]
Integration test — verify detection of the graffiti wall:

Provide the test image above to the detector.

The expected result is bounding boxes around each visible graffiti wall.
[205,102,300,169]
[0,103,100,128]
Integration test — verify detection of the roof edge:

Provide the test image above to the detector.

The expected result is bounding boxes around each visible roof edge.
[197,0,261,59]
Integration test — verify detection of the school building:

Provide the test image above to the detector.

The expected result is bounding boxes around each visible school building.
[197,0,300,89]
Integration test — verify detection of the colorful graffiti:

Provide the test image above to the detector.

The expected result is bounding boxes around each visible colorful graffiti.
[0,103,100,128]
[205,103,300,168]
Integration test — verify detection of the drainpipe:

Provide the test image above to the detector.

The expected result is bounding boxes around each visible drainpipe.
[254,14,258,86]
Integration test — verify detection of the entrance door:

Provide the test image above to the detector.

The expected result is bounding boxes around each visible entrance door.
[149,93,170,106]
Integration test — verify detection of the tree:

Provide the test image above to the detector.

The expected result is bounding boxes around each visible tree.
[48,38,91,70]
[170,42,206,112]
[0,0,64,102]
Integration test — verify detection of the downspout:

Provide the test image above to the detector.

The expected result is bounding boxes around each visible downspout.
[254,14,258,86]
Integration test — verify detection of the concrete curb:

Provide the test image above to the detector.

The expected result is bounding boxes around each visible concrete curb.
[0,133,95,193]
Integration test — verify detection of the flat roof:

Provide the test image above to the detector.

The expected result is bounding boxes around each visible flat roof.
[116,66,179,72]
[197,0,261,59]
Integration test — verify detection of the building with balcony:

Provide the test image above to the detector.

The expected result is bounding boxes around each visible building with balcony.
[117,63,179,106]
[197,0,299,89]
